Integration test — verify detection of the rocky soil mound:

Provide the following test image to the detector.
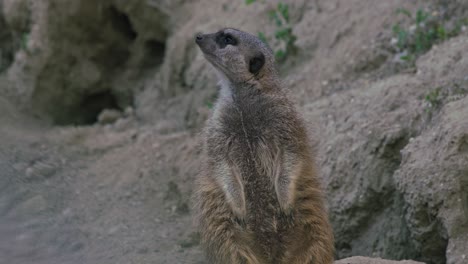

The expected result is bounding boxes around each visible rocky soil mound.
[1,0,467,263]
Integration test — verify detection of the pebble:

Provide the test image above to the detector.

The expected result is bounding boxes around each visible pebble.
[97,109,123,124]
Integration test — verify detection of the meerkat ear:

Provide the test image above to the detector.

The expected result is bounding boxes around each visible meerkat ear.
[249,53,265,75]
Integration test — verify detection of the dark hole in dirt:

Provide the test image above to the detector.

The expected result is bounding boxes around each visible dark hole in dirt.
[108,6,137,41]
[459,135,468,152]
[0,46,14,73]
[0,18,15,72]
[93,45,131,70]
[460,175,468,220]
[77,90,121,125]
[142,40,166,68]
[380,134,410,166]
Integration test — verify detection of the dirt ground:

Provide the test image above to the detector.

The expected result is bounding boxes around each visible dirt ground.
[0,0,467,264]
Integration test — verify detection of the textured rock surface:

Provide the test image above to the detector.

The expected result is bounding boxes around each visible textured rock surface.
[0,0,467,263]
[335,256,425,264]
[4,0,171,124]
[306,38,468,263]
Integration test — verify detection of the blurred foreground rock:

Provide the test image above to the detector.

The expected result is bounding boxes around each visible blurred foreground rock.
[335,256,424,264]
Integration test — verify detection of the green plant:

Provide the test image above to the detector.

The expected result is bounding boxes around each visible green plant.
[268,2,297,61]
[204,92,218,109]
[246,1,297,63]
[425,87,441,108]
[391,8,464,62]
[21,32,30,51]
[451,18,468,36]
[423,82,468,114]
[205,100,214,109]
[257,32,267,44]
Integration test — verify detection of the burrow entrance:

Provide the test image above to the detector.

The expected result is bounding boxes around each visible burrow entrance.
[0,14,15,73]
[77,90,120,125]
[32,3,168,125]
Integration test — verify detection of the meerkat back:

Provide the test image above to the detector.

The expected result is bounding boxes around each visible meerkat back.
[194,28,334,264]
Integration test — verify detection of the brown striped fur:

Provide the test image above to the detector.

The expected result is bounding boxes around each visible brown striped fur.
[194,28,334,264]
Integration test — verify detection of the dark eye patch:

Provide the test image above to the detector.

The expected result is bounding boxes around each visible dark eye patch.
[224,34,236,45]
[215,32,237,48]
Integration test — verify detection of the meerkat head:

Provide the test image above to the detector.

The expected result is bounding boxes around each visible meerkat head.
[195,28,277,87]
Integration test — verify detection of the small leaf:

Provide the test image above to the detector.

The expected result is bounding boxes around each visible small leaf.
[400,54,413,61]
[245,0,256,5]
[277,2,289,22]
[287,33,297,46]
[396,8,412,18]
[436,25,446,40]
[275,49,286,60]
[274,27,291,40]
[268,10,282,27]
[257,32,268,44]
[393,25,408,50]
[268,10,276,19]
[416,9,428,24]
[21,33,30,51]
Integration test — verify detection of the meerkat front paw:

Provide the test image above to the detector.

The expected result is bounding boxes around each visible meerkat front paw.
[215,161,247,220]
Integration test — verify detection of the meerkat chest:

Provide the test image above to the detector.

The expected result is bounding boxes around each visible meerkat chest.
[212,102,286,178]
[208,102,296,242]
[223,102,281,140]
[209,97,296,160]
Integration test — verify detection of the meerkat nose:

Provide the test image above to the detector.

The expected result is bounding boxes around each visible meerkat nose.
[195,33,204,42]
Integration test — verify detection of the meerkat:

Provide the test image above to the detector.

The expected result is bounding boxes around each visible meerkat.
[194,28,334,264]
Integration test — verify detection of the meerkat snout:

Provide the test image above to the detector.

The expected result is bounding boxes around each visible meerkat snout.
[195,33,203,44]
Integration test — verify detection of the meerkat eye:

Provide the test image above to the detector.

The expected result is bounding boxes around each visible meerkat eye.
[215,32,237,48]
[224,34,237,46]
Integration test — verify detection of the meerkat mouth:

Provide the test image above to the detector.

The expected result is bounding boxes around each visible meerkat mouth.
[202,53,227,73]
